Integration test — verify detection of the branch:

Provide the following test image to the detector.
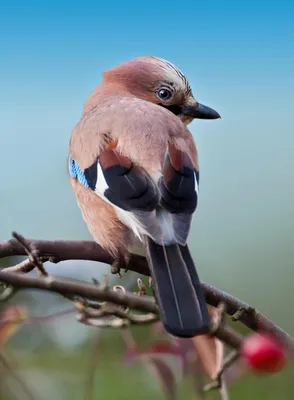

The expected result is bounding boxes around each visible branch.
[0,238,115,265]
[0,270,157,313]
[0,269,242,348]
[0,236,293,351]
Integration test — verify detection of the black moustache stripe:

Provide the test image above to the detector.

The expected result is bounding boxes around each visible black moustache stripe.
[158,104,182,116]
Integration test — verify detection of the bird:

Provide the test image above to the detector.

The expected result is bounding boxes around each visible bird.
[68,56,220,338]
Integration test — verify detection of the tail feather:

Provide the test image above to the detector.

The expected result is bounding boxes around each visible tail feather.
[145,237,210,337]
[179,244,210,322]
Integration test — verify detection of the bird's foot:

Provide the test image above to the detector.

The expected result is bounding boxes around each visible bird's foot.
[111,253,130,277]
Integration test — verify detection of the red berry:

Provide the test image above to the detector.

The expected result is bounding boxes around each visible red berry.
[241,333,286,373]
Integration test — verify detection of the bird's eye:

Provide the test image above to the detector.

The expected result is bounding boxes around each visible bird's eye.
[157,88,172,101]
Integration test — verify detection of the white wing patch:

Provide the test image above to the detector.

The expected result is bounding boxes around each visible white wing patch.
[96,162,109,194]
[93,161,152,242]
[194,171,199,196]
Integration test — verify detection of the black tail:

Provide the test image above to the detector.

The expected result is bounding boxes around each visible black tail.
[145,237,210,338]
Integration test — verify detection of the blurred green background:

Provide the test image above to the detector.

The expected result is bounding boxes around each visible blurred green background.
[1,0,294,398]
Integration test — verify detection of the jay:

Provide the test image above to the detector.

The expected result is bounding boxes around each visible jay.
[68,56,220,338]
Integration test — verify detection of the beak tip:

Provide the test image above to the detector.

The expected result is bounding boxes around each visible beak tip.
[209,109,221,120]
[204,111,221,120]
[188,103,221,120]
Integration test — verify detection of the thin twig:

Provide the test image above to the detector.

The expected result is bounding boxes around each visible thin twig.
[0,285,18,302]
[80,305,158,325]
[204,351,239,392]
[74,290,158,326]
[219,379,230,400]
[84,329,102,400]
[11,232,48,276]
[2,259,35,274]
[0,354,37,400]
[0,308,76,325]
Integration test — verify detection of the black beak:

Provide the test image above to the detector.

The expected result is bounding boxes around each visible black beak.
[181,103,221,120]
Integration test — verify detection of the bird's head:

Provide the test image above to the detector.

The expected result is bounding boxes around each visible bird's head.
[102,56,220,125]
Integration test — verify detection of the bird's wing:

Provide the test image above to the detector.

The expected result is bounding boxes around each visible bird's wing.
[69,98,199,244]
[159,142,199,245]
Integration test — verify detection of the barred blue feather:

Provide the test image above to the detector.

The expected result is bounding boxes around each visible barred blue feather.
[68,156,89,188]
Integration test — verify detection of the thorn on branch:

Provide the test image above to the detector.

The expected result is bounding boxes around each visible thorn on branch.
[136,278,147,296]
[91,278,99,285]
[148,276,158,304]
[232,306,257,322]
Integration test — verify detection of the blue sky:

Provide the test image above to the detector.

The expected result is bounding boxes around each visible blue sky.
[1,0,294,327]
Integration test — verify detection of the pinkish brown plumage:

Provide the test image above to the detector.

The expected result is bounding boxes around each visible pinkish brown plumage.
[71,97,198,174]
[68,56,220,337]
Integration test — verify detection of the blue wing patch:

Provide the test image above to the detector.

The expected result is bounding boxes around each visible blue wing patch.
[68,156,90,188]
[68,155,158,212]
